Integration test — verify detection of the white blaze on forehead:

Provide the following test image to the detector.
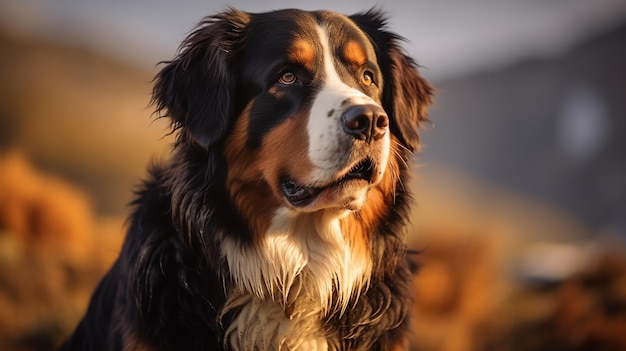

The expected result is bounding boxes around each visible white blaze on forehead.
[306,24,380,184]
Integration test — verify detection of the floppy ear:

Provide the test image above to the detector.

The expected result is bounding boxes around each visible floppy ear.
[350,10,434,152]
[152,9,250,148]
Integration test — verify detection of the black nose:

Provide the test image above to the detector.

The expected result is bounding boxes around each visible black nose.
[342,104,389,142]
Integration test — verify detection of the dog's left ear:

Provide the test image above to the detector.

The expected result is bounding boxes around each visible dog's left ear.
[152,9,250,148]
[350,10,434,152]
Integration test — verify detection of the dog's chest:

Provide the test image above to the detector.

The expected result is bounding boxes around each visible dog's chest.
[221,280,331,351]
[219,209,372,350]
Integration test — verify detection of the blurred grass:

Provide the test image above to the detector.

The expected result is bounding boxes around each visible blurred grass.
[0,151,124,350]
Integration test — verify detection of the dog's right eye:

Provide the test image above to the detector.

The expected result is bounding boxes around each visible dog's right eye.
[279,72,297,85]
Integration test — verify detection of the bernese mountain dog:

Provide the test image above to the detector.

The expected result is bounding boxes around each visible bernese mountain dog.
[61,7,433,351]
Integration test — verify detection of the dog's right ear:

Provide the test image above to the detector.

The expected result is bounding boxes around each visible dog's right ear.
[152,9,250,149]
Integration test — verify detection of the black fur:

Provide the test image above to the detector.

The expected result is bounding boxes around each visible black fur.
[61,8,432,351]
[152,10,250,148]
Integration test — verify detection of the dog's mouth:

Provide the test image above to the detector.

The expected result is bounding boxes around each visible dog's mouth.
[279,158,378,208]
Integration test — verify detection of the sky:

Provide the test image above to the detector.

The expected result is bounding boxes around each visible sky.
[1,0,626,81]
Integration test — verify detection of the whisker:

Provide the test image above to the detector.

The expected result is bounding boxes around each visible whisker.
[396,172,406,194]
[389,141,410,197]
[391,141,411,170]
[391,169,398,204]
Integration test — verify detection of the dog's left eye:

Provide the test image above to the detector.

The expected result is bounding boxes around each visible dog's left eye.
[361,71,374,86]
[279,72,297,85]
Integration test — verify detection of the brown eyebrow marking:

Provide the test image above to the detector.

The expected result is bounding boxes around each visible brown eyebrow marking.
[343,40,367,66]
[288,39,315,70]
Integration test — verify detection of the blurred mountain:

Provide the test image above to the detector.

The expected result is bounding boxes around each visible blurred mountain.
[424,21,626,237]
[0,31,172,215]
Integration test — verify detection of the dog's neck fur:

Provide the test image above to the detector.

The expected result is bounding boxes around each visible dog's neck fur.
[221,207,372,313]
[219,207,372,349]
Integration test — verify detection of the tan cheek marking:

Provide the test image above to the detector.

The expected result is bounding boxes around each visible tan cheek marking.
[289,39,316,71]
[340,136,402,262]
[223,110,279,241]
[259,111,314,187]
[224,109,316,240]
[343,40,367,66]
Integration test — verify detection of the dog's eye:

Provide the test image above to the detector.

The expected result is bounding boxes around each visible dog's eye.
[279,72,297,85]
[361,71,374,86]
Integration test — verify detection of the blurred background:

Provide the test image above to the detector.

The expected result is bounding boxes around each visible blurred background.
[1,0,626,350]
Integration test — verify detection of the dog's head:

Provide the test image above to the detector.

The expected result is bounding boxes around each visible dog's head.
[153,8,433,217]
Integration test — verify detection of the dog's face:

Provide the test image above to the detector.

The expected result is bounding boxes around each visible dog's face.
[153,8,433,222]
[227,10,391,213]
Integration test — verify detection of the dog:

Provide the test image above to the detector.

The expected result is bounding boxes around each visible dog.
[60,7,433,351]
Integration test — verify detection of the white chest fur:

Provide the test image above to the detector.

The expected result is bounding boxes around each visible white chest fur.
[220,208,372,350]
